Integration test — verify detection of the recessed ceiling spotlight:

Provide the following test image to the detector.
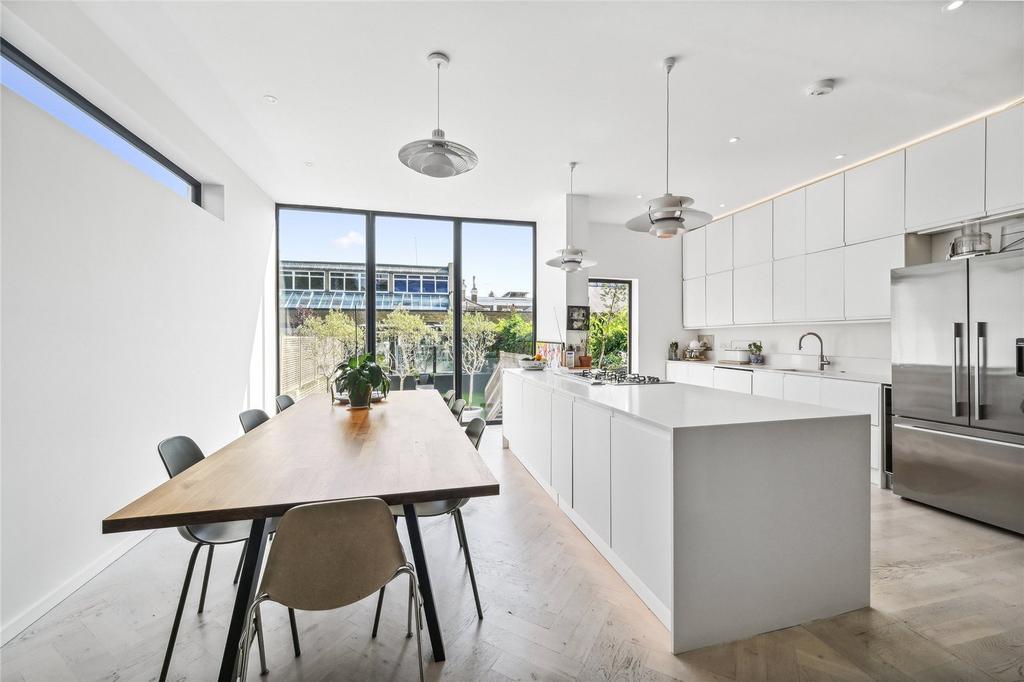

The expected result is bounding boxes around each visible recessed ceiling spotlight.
[304,161,314,167]
[719,203,726,208]
[263,94,278,104]
[805,79,836,97]
[636,194,644,199]
[834,153,846,160]
[941,0,965,11]
[728,136,741,144]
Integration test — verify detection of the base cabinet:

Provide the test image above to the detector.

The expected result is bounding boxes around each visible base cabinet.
[502,372,523,447]
[521,382,552,485]
[550,392,573,503]
[572,401,612,544]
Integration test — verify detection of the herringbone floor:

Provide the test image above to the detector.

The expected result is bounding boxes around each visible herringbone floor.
[2,427,1022,681]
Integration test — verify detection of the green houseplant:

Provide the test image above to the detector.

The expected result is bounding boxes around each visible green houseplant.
[333,353,390,408]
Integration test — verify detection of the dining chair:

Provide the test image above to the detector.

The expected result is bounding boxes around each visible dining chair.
[450,398,467,423]
[371,419,486,636]
[275,394,295,414]
[156,436,300,681]
[237,498,423,682]
[442,389,455,408]
[239,408,270,433]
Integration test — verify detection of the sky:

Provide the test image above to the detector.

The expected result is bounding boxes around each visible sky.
[279,208,534,296]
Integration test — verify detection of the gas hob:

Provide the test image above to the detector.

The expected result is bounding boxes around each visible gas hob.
[571,369,673,386]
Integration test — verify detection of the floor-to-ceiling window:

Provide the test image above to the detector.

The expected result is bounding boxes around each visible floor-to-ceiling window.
[277,206,535,420]
[587,278,632,372]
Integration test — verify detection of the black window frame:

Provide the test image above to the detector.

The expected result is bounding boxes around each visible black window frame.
[1,38,202,205]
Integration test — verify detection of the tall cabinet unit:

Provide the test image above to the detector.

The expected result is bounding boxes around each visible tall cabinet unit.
[986,104,1024,215]
[906,119,986,231]
[844,152,905,244]
[805,174,845,253]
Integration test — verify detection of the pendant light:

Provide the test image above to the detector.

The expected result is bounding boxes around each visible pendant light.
[626,57,712,238]
[398,52,478,178]
[546,162,596,272]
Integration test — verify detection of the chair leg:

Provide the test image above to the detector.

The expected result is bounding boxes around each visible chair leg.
[454,509,483,620]
[371,586,386,638]
[288,608,301,657]
[454,514,462,549]
[198,544,214,614]
[233,539,247,585]
[406,577,414,638]
[159,543,202,682]
[254,604,268,675]
[409,571,425,682]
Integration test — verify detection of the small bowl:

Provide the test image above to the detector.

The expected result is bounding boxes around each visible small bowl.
[518,359,546,371]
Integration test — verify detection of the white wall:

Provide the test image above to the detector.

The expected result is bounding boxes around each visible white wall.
[0,46,276,643]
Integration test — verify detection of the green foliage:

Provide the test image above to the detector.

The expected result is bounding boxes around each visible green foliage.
[333,353,390,405]
[493,312,534,353]
[296,310,363,392]
[588,283,629,369]
[377,307,438,388]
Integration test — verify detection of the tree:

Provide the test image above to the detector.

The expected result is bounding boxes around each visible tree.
[377,307,437,390]
[295,310,362,392]
[440,311,498,407]
[493,312,534,354]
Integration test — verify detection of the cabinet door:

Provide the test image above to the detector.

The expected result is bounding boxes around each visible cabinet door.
[611,417,672,607]
[502,372,523,447]
[682,228,706,280]
[845,152,905,244]
[687,364,716,388]
[733,203,773,267]
[550,392,573,503]
[820,378,880,426]
[706,271,733,326]
[783,374,821,405]
[713,367,753,394]
[752,371,784,399]
[805,174,845,253]
[986,105,1024,215]
[844,236,905,319]
[733,262,773,324]
[773,189,805,259]
[665,361,689,383]
[572,401,612,544]
[805,248,845,320]
[772,255,806,322]
[906,119,986,231]
[706,217,733,274]
[870,425,881,471]
[522,382,552,484]
[682,277,706,328]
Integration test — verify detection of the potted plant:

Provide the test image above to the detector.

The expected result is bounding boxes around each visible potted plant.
[577,333,592,368]
[747,341,765,364]
[669,341,679,360]
[333,353,390,409]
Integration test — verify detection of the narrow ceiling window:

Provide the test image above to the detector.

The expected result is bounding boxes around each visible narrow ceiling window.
[1,39,201,204]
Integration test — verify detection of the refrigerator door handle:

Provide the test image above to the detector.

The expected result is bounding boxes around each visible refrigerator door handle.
[1016,338,1023,378]
[974,321,986,421]
[951,323,963,417]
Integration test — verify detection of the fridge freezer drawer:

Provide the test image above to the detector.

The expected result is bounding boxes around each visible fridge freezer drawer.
[893,421,1024,534]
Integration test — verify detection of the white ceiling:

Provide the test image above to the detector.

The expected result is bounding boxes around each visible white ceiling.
[14,2,1024,224]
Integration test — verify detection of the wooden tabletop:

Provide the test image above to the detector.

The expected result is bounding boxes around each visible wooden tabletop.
[103,391,500,533]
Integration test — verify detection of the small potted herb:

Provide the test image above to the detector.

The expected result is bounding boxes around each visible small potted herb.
[747,342,765,365]
[332,353,390,409]
[669,341,679,360]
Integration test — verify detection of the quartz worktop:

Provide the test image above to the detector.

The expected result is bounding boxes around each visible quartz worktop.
[666,359,891,385]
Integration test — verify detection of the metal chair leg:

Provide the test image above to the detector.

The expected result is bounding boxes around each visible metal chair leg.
[454,509,483,620]
[159,543,202,682]
[288,608,301,657]
[198,544,214,613]
[371,586,386,638]
[233,539,247,585]
[409,570,425,682]
[254,604,268,675]
[406,577,414,638]
[454,514,462,549]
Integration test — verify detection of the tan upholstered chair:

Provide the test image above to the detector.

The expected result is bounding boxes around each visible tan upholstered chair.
[236,498,423,681]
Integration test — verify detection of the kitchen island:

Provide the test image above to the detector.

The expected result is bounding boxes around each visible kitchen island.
[502,368,870,654]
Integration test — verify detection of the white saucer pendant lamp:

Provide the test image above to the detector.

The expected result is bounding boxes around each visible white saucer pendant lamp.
[626,57,712,238]
[546,162,596,272]
[398,52,478,178]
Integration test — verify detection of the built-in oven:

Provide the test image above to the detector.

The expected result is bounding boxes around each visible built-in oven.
[882,384,893,489]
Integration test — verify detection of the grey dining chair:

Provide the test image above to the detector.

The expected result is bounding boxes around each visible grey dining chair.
[450,398,467,423]
[156,436,300,681]
[371,418,486,636]
[237,498,423,682]
[239,408,270,433]
[275,394,295,414]
[442,389,455,408]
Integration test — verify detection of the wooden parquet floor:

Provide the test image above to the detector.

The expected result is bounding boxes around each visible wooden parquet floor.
[2,427,1022,681]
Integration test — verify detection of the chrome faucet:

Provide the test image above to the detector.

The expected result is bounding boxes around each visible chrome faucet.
[798,332,831,372]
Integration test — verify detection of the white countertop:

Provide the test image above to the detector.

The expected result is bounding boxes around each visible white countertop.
[667,360,890,385]
[507,368,860,431]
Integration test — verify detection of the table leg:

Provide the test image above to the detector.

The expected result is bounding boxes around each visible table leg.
[403,504,445,662]
[218,518,269,681]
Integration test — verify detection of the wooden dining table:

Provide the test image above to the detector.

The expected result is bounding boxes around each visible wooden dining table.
[103,390,500,680]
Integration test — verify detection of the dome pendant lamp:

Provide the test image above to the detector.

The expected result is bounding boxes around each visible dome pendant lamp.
[546,162,596,272]
[626,57,712,238]
[398,52,478,178]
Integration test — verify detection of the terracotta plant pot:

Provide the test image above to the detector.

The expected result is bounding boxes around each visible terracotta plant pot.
[577,355,592,368]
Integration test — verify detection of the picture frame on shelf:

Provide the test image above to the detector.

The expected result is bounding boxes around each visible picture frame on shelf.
[566,305,590,331]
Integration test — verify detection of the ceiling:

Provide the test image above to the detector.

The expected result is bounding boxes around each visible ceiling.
[11,2,1024,225]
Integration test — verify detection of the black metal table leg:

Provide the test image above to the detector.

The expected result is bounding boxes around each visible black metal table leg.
[403,504,445,662]
[218,518,269,682]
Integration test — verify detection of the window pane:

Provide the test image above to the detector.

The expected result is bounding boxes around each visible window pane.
[422,278,436,293]
[376,274,389,292]
[436,276,448,294]
[278,208,367,400]
[408,277,422,293]
[588,280,631,372]
[310,273,325,290]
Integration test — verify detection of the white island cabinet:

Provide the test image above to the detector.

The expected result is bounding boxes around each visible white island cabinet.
[502,369,870,654]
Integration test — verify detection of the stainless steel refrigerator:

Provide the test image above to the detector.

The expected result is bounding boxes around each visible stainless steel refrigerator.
[891,249,1024,534]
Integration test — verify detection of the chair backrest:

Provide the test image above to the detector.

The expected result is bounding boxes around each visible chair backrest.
[239,408,270,434]
[465,417,486,450]
[259,498,407,611]
[157,435,205,479]
[450,398,467,422]
[442,390,455,407]
[275,394,295,414]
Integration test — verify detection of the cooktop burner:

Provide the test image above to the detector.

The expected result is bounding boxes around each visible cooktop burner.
[574,369,672,386]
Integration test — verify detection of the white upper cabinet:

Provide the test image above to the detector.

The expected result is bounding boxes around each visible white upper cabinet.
[844,235,905,320]
[906,119,986,231]
[805,174,845,253]
[772,255,806,322]
[733,203,773,267]
[845,152,905,244]
[682,277,706,329]
[733,263,773,324]
[986,105,1024,215]
[682,228,706,280]
[773,189,806,259]
[705,217,733,274]
[706,271,733,327]
[805,248,844,321]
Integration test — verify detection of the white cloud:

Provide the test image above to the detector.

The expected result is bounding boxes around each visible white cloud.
[333,230,365,250]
